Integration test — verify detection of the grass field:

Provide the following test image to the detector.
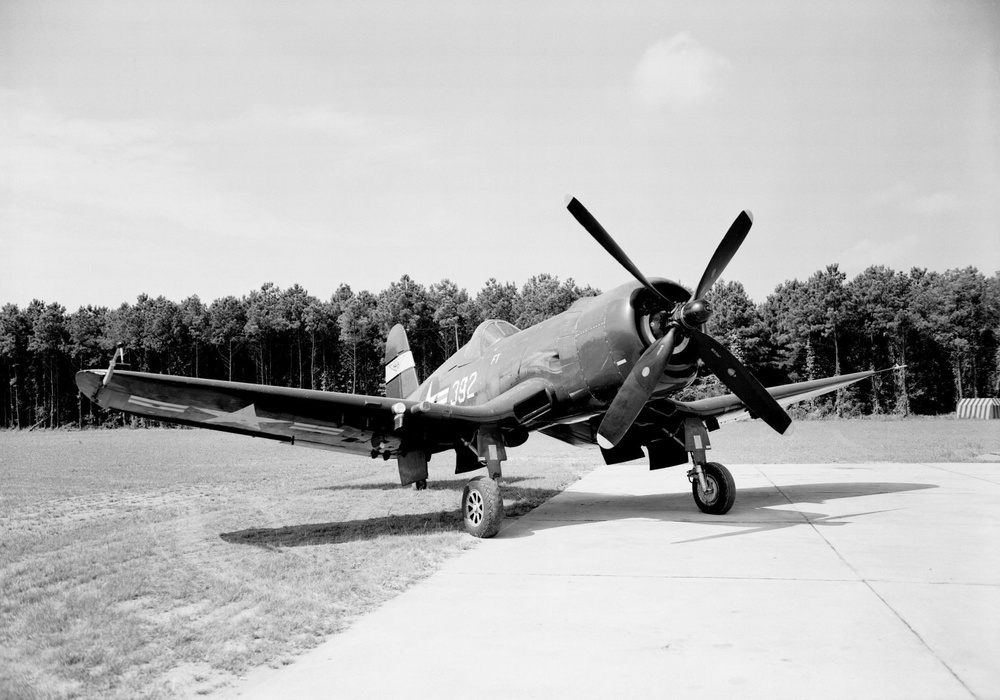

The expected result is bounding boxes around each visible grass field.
[2,417,999,698]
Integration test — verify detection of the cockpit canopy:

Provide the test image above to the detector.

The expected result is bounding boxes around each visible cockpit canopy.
[462,320,520,362]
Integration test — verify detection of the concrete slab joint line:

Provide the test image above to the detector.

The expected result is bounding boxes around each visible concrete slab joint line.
[225,462,999,700]
[759,467,980,699]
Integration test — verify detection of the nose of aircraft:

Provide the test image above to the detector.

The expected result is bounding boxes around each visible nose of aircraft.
[565,195,792,446]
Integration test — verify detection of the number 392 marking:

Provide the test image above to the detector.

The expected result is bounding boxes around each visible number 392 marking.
[450,372,477,405]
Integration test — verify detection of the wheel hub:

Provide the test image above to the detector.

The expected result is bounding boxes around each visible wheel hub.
[698,475,719,506]
[466,490,484,526]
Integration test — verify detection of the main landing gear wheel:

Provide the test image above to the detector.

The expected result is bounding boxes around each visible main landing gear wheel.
[692,462,736,515]
[462,476,504,538]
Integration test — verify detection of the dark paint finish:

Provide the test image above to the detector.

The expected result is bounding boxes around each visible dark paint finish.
[415,279,697,412]
[75,198,885,495]
[76,278,702,466]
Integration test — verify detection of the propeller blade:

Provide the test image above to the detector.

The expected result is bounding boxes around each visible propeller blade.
[694,210,753,301]
[597,327,678,448]
[689,327,792,435]
[566,196,673,306]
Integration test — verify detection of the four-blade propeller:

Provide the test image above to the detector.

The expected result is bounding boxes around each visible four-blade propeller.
[565,196,791,448]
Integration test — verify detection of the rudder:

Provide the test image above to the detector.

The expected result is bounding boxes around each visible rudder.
[384,324,420,399]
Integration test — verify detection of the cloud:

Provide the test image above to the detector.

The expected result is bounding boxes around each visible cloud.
[0,92,433,247]
[232,105,430,162]
[848,233,923,259]
[0,91,192,228]
[912,191,963,216]
[869,181,964,216]
[0,90,456,306]
[630,33,729,108]
[236,106,381,143]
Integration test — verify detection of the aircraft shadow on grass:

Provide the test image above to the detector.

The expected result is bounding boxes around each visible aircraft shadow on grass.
[220,480,936,547]
[220,483,563,547]
[221,510,465,547]
[314,475,537,493]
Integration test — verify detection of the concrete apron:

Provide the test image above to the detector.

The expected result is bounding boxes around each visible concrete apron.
[225,463,1000,699]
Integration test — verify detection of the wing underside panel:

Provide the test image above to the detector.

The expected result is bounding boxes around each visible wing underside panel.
[77,369,391,456]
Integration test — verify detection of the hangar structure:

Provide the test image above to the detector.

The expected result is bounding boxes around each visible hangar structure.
[957,398,1000,419]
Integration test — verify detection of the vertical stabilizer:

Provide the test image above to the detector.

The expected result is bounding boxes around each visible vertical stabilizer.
[384,324,419,399]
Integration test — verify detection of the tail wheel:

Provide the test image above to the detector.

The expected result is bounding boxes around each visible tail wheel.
[462,476,504,538]
[692,462,736,515]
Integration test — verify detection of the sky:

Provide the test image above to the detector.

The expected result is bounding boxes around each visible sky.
[1,0,998,310]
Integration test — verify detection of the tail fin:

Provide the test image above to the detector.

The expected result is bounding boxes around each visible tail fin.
[384,324,420,399]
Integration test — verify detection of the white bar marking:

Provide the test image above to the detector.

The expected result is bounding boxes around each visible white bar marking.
[128,396,187,413]
[291,423,344,436]
[385,350,416,383]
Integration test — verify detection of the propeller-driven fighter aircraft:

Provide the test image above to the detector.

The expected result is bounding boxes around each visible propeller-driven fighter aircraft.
[76,197,887,537]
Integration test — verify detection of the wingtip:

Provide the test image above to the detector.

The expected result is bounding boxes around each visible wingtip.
[74,370,103,400]
[596,433,614,450]
[564,194,577,208]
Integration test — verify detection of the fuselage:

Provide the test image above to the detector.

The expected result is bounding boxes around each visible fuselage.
[413,279,700,425]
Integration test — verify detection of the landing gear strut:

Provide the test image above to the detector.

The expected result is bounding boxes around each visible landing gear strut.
[455,426,507,538]
[683,417,735,515]
[461,475,504,538]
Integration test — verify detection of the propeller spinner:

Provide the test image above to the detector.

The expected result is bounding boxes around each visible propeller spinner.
[565,196,791,448]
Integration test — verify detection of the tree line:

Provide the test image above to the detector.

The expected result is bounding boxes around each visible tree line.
[1,266,997,429]
[0,274,597,429]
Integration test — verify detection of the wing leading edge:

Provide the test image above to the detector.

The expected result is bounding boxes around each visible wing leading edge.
[662,367,901,425]
[76,369,408,454]
[539,368,897,448]
[75,369,555,457]
[77,366,894,458]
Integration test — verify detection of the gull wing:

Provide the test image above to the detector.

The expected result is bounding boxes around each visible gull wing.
[662,368,897,425]
[75,369,554,456]
[76,369,413,455]
[539,368,895,448]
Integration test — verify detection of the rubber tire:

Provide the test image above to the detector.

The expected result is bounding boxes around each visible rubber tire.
[692,462,736,515]
[462,476,504,538]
